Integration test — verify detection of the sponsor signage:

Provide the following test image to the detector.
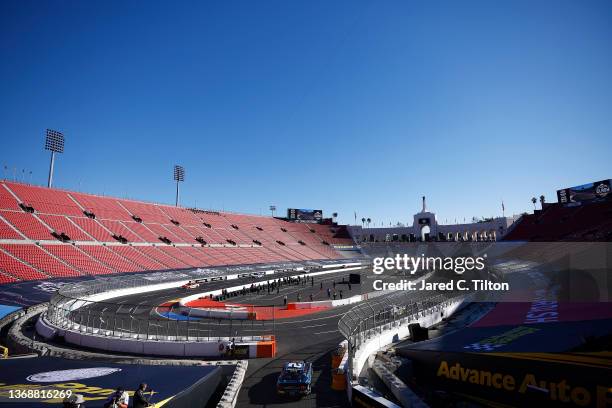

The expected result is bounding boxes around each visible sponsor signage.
[0,357,221,407]
[27,368,122,382]
[557,179,611,204]
[398,349,611,407]
[228,345,250,358]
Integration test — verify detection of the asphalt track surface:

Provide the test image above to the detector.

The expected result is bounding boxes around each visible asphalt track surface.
[64,265,463,408]
[73,268,369,407]
[70,266,467,407]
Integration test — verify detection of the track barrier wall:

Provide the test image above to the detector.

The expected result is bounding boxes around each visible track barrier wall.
[178,265,365,319]
[37,261,362,357]
[338,290,471,379]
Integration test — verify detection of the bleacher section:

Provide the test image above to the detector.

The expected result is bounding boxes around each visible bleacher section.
[1,243,81,278]
[0,249,48,281]
[0,181,353,282]
[503,201,612,242]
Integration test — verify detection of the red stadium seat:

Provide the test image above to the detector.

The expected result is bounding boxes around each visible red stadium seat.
[0,182,347,283]
[1,244,82,278]
[43,244,114,275]
[5,182,83,216]
[0,248,48,280]
[1,211,52,240]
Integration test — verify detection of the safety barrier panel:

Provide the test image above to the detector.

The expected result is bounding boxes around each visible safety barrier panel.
[338,289,470,379]
[38,261,364,356]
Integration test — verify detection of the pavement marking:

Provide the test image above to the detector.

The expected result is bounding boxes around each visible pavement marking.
[313,330,338,335]
[299,323,327,329]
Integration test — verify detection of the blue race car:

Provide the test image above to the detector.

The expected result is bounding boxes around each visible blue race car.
[276,361,313,396]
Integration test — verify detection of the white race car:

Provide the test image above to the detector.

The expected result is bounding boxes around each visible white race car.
[182,281,201,289]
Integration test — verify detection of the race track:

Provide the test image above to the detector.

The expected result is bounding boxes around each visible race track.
[72,268,368,407]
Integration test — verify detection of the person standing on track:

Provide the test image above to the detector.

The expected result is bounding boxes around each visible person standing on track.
[133,383,152,408]
[104,387,128,408]
[228,338,236,357]
[283,295,287,305]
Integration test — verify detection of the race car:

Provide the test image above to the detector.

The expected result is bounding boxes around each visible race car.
[181,280,201,289]
[276,361,313,396]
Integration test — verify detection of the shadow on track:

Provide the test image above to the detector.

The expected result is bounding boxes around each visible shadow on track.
[239,336,350,408]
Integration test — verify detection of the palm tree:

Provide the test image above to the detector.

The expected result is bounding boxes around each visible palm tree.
[539,195,545,209]
[531,197,537,210]
[361,217,366,227]
[366,218,371,228]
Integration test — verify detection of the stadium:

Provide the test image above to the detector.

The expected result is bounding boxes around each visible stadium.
[0,167,610,407]
[1,2,611,408]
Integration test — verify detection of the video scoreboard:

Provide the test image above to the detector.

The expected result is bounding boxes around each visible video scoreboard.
[287,208,323,223]
[557,179,611,205]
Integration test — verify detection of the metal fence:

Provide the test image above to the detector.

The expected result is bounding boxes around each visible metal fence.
[46,292,280,342]
[338,289,468,356]
[45,273,281,343]
[44,259,365,344]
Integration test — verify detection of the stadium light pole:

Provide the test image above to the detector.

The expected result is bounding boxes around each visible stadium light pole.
[44,129,65,188]
[173,165,185,207]
[269,205,276,217]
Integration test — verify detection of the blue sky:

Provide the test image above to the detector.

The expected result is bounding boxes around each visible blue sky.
[1,0,611,226]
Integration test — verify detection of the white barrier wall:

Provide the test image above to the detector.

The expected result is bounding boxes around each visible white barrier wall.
[185,307,251,320]
[58,263,364,316]
[352,298,466,378]
[290,294,364,309]
[179,265,364,307]
[37,314,270,357]
[40,262,362,356]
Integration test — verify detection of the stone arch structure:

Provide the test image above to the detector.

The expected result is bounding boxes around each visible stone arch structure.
[347,196,512,243]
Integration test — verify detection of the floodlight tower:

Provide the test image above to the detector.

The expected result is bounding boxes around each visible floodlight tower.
[44,129,65,188]
[269,205,276,217]
[173,165,185,207]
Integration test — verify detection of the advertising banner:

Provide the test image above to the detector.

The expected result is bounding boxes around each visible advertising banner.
[557,179,611,204]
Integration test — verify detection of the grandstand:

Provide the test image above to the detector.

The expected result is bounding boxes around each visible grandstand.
[503,200,612,242]
[0,181,352,282]
[0,177,609,408]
